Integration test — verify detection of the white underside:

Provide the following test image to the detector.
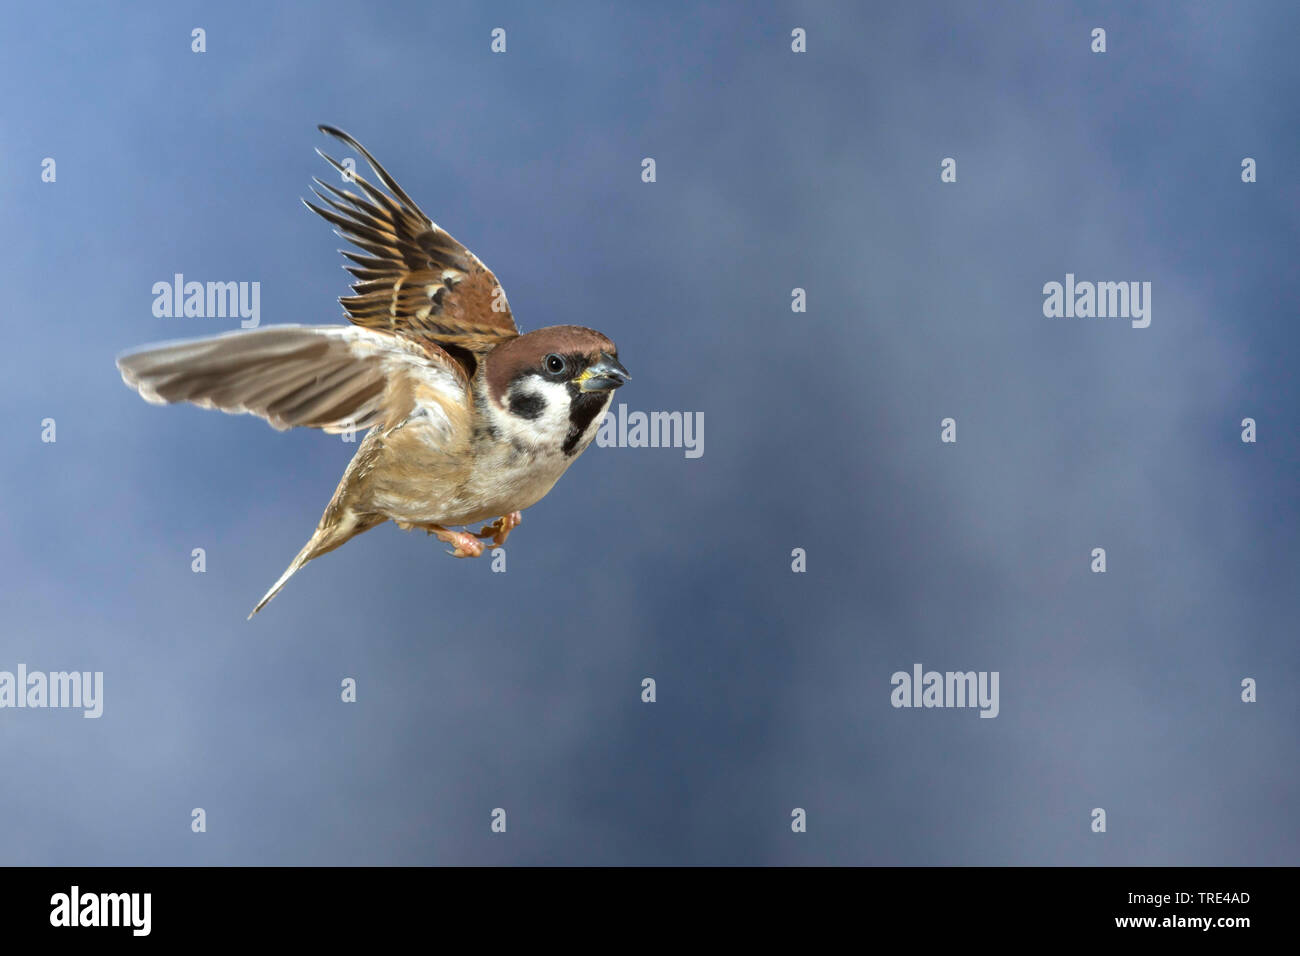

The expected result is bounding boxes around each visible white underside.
[372,376,611,527]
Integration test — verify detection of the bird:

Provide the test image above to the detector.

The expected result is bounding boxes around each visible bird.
[117,125,629,618]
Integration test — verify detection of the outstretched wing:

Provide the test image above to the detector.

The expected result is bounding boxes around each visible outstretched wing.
[304,125,518,370]
[116,324,468,437]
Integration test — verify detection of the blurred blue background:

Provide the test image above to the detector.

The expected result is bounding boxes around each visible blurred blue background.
[1,1,1296,864]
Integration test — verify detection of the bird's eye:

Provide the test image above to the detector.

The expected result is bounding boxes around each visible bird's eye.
[544,354,566,376]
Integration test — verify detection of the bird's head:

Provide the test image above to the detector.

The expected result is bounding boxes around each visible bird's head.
[482,325,630,456]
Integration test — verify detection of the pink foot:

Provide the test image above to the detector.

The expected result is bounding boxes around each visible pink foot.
[474,511,523,548]
[428,525,485,558]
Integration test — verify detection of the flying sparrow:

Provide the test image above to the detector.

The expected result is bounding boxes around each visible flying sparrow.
[117,126,629,617]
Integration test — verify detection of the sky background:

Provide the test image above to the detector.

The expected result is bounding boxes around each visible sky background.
[1,1,1297,865]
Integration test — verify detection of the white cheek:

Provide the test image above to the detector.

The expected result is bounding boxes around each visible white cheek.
[500,377,572,447]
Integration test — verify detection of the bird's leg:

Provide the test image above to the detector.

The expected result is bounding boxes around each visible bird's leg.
[423,524,484,558]
[473,511,522,547]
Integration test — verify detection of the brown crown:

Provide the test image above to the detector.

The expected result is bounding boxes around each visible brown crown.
[484,325,617,403]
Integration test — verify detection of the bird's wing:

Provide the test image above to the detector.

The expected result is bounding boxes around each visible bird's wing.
[304,125,519,373]
[116,324,468,437]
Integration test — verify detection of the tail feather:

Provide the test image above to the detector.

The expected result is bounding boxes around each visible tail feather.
[249,536,319,619]
[248,512,382,618]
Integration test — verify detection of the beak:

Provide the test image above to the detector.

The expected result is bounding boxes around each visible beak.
[576,351,630,392]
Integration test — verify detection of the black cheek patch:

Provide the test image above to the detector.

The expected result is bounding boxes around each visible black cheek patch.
[562,390,608,456]
[509,391,546,420]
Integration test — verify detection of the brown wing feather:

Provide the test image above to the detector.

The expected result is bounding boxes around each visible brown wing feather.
[304,126,518,371]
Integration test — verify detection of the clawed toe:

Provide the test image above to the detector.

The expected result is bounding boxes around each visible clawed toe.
[424,524,485,558]
[473,511,522,548]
